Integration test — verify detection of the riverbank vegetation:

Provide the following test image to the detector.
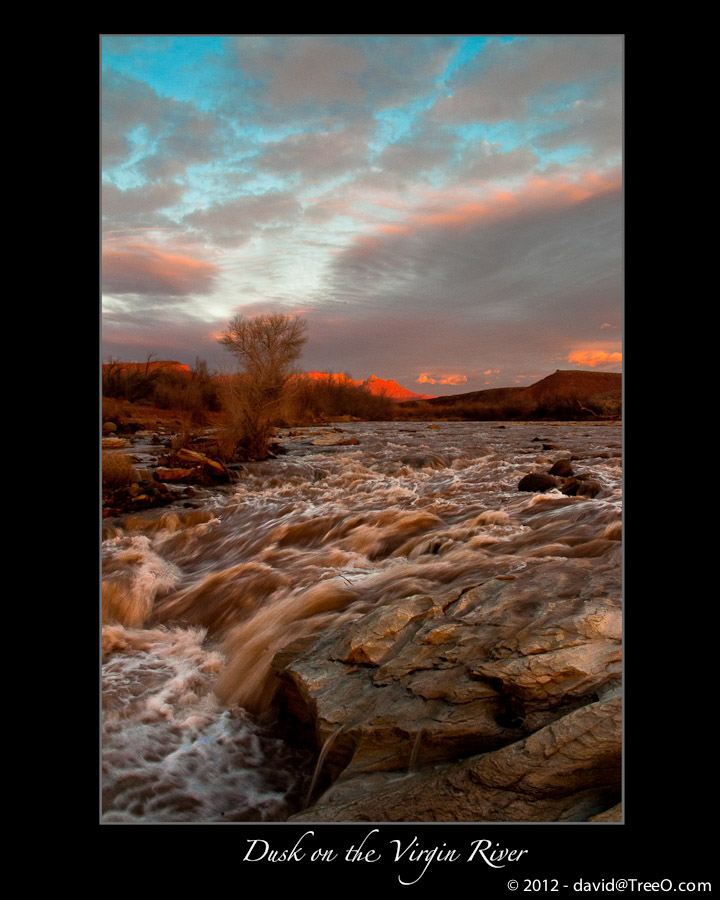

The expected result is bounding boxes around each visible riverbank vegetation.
[103,364,619,427]
[103,315,620,463]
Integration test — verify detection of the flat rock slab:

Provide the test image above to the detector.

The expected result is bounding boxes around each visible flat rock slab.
[274,545,622,819]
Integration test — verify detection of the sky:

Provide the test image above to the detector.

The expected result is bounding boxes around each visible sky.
[101,33,623,396]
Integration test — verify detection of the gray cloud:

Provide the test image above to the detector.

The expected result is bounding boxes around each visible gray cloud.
[257,123,372,179]
[532,81,622,159]
[102,70,234,185]
[102,181,187,231]
[223,35,459,122]
[182,191,303,247]
[431,35,622,126]
[452,142,540,182]
[302,176,622,388]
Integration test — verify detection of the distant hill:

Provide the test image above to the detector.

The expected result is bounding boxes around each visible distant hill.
[420,385,526,408]
[519,369,621,402]
[415,369,619,405]
[402,369,621,419]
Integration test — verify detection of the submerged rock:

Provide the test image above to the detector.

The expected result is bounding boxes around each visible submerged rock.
[549,458,574,477]
[400,454,449,470]
[518,472,557,492]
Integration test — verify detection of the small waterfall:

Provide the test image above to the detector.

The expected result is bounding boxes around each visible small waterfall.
[303,724,347,810]
[407,727,425,776]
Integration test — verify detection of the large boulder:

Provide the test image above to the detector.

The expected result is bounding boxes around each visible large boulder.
[273,546,622,821]
[293,693,621,822]
[518,472,557,492]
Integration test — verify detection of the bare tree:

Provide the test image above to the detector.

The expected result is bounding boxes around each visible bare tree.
[218,312,307,458]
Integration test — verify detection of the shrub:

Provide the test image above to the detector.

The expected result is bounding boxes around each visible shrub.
[218,313,308,458]
[102,453,139,489]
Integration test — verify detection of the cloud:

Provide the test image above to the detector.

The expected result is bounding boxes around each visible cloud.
[373,124,459,181]
[102,70,233,185]
[101,36,623,391]
[102,244,220,296]
[225,35,458,118]
[102,182,187,231]
[430,35,622,126]
[258,124,372,179]
[182,192,303,246]
[567,349,622,367]
[319,168,622,324]
[418,373,468,385]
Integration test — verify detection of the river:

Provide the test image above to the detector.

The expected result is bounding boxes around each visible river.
[101,419,622,823]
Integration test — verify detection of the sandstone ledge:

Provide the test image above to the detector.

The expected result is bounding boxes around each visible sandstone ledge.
[273,546,622,822]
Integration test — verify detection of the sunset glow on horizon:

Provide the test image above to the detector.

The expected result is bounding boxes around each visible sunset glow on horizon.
[102,34,623,395]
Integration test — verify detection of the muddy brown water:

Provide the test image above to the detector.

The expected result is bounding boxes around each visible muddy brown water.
[101,420,622,822]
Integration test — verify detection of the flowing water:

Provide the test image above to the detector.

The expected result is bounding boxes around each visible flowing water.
[101,420,622,823]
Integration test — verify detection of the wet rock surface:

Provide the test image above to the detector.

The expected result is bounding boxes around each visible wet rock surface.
[102,428,240,517]
[275,543,622,822]
[294,693,621,822]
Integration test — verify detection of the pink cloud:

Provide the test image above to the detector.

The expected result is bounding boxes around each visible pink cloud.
[102,244,220,296]
[369,168,622,238]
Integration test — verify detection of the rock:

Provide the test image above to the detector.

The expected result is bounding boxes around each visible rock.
[102,479,174,516]
[175,448,229,479]
[549,459,574,477]
[307,428,360,447]
[400,454,449,470]
[518,472,557,492]
[154,466,197,482]
[589,802,622,822]
[102,421,118,434]
[102,438,127,449]
[561,477,603,499]
[577,480,603,499]
[117,416,144,434]
[293,695,621,822]
[274,549,622,820]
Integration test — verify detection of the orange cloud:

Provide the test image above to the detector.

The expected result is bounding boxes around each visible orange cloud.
[568,349,622,367]
[382,168,622,237]
[102,243,219,296]
[418,372,467,385]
